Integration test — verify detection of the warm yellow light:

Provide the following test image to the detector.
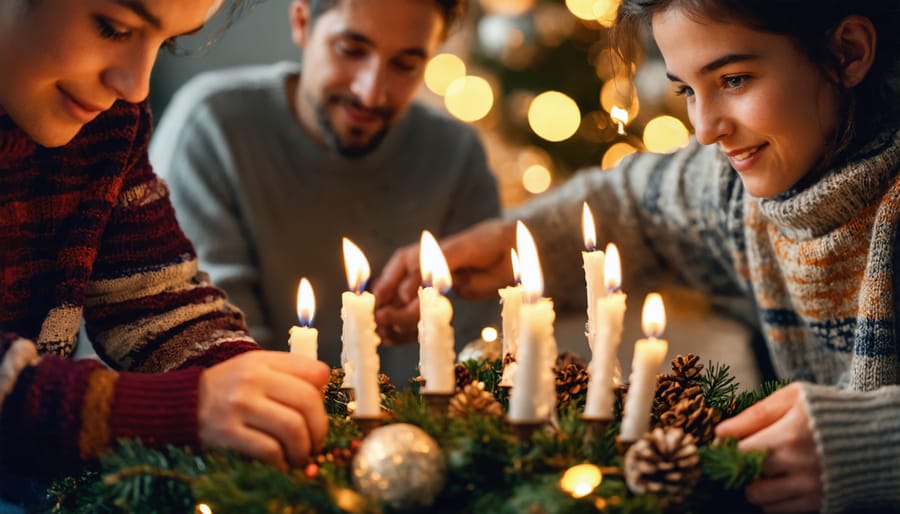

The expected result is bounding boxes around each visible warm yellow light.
[565,0,597,20]
[419,230,452,292]
[444,76,494,122]
[511,248,521,284]
[641,292,666,338]
[604,243,621,291]
[516,221,543,300]
[610,105,629,135]
[592,0,620,27]
[481,326,499,342]
[560,464,603,498]
[342,238,371,293]
[479,0,536,16]
[601,142,637,169]
[424,53,466,96]
[528,91,581,142]
[600,79,639,121]
[582,202,597,251]
[195,504,213,514]
[642,115,690,154]
[296,278,316,326]
[522,164,552,194]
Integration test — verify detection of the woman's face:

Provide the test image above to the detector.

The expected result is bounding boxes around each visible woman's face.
[0,0,221,147]
[653,8,841,198]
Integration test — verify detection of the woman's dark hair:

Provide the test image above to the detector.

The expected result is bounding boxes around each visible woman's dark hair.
[613,0,900,164]
[308,0,468,35]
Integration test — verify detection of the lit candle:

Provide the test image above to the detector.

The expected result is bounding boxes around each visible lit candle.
[417,230,456,393]
[288,277,318,360]
[619,293,669,441]
[583,244,627,419]
[508,221,558,423]
[581,202,606,355]
[341,238,381,417]
[498,248,523,387]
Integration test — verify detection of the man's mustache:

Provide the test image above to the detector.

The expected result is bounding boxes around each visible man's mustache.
[327,94,393,121]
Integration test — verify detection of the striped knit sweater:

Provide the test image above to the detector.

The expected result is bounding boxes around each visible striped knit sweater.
[515,127,900,513]
[0,101,258,475]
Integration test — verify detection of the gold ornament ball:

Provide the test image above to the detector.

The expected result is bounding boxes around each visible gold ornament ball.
[351,423,447,509]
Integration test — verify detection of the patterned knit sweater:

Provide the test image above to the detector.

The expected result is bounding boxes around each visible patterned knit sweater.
[0,101,258,475]
[514,127,900,513]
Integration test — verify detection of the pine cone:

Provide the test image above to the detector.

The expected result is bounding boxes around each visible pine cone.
[652,375,702,422]
[455,363,474,390]
[555,363,590,406]
[658,395,720,444]
[624,427,700,505]
[670,353,703,383]
[555,350,588,370]
[449,381,503,418]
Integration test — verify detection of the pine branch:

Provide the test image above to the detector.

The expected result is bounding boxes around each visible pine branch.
[700,361,739,413]
[728,379,790,417]
[699,437,766,490]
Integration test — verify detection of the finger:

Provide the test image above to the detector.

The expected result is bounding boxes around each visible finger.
[716,384,799,439]
[746,475,821,510]
[372,246,419,304]
[759,496,820,514]
[204,423,287,471]
[243,401,313,468]
[259,373,330,451]
[454,269,511,299]
[260,353,331,387]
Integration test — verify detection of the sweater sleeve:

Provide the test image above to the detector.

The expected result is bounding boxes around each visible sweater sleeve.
[801,383,900,512]
[508,140,749,312]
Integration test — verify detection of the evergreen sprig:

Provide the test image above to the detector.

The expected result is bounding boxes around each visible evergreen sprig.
[699,361,739,413]
[729,379,791,417]
[699,437,766,491]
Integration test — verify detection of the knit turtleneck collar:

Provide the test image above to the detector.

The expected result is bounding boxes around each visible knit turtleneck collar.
[757,127,900,240]
[0,109,38,168]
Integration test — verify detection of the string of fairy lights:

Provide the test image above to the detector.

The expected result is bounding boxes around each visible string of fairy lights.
[420,0,691,202]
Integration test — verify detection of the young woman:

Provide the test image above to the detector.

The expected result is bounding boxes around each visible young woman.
[0,0,330,508]
[373,1,900,512]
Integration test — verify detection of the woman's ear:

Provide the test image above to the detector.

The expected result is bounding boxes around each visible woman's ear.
[830,15,877,88]
[289,0,312,48]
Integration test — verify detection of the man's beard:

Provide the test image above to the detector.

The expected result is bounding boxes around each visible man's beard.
[316,93,394,158]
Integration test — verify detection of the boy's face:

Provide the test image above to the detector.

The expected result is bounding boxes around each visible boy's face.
[0,0,220,147]
[653,7,841,198]
[291,0,445,157]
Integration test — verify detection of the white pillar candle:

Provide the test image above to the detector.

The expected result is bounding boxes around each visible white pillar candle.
[341,238,382,417]
[581,203,605,353]
[288,278,318,360]
[417,231,456,393]
[498,248,523,387]
[584,244,626,419]
[507,221,558,423]
[619,293,669,441]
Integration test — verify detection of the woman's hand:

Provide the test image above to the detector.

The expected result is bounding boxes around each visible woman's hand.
[197,351,330,470]
[715,383,822,513]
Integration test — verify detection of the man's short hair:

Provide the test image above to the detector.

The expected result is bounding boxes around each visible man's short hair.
[308,0,467,32]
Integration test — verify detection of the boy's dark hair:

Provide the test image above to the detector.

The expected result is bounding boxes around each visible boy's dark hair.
[613,0,900,165]
[308,0,467,35]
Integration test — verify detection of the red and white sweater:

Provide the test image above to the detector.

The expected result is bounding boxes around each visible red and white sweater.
[0,100,258,474]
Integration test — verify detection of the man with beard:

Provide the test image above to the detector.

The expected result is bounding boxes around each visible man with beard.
[150,0,500,382]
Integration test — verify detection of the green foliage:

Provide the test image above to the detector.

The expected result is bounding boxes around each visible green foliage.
[699,361,739,413]
[729,380,790,417]
[49,357,773,514]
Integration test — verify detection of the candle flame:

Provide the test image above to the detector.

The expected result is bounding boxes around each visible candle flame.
[641,292,666,338]
[611,105,629,135]
[342,237,371,294]
[419,230,452,293]
[603,243,621,291]
[582,202,597,251]
[516,220,543,301]
[296,278,316,326]
[511,248,521,285]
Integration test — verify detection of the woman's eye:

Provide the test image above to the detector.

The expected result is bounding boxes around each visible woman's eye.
[95,17,131,41]
[673,85,694,97]
[723,75,748,89]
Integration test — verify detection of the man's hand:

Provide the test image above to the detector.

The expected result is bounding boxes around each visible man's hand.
[197,351,330,470]
[715,383,822,513]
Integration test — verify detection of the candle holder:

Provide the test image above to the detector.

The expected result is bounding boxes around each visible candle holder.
[353,414,385,438]
[615,437,636,456]
[581,415,612,442]
[421,391,453,415]
[508,419,545,443]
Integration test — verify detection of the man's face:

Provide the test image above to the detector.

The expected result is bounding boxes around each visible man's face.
[291,0,445,157]
[0,0,219,147]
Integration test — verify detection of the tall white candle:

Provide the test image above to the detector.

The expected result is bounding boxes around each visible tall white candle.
[584,244,626,419]
[341,238,381,417]
[498,248,523,387]
[508,221,558,423]
[581,203,605,354]
[417,230,456,393]
[288,277,318,360]
[619,293,669,441]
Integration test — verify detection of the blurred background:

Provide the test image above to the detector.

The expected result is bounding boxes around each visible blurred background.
[150,0,693,210]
